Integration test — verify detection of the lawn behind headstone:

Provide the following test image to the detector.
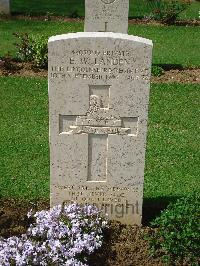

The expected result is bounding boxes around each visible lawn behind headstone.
[10,0,200,20]
[0,20,199,67]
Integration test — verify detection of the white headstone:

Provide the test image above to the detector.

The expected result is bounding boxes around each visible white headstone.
[84,0,129,33]
[0,0,10,14]
[49,32,153,225]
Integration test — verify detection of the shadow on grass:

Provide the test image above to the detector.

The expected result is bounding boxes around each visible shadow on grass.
[153,63,185,70]
[142,196,179,225]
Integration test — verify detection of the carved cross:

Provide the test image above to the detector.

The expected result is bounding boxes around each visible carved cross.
[60,85,138,182]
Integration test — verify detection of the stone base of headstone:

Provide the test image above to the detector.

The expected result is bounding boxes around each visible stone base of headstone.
[49,32,153,226]
[0,0,10,15]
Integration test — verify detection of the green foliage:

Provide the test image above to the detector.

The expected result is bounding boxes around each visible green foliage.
[148,193,200,265]
[178,1,200,20]
[13,32,33,62]
[68,9,79,18]
[14,32,48,69]
[31,36,48,68]
[151,65,164,76]
[147,0,190,24]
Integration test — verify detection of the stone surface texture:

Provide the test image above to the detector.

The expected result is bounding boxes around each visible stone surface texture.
[0,0,10,14]
[49,32,153,225]
[84,0,129,33]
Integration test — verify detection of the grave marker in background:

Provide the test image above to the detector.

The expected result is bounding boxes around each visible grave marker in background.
[0,0,10,14]
[84,0,129,33]
[49,32,153,225]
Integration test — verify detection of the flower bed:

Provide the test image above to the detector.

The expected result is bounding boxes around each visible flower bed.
[0,203,108,266]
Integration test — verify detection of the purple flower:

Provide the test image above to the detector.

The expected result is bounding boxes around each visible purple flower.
[0,203,108,265]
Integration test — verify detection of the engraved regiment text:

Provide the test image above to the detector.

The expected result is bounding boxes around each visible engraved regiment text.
[50,49,149,81]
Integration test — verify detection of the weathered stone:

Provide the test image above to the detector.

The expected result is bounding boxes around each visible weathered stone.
[49,32,153,225]
[84,0,129,33]
[0,0,10,14]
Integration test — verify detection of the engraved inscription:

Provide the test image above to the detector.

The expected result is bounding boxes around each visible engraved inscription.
[50,49,151,81]
[55,184,141,203]
[54,184,142,219]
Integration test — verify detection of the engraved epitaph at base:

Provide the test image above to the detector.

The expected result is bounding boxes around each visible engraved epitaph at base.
[48,32,153,225]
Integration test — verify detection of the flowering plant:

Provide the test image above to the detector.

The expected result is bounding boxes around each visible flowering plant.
[0,203,108,266]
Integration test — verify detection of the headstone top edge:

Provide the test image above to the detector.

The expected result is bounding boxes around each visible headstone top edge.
[48,32,153,46]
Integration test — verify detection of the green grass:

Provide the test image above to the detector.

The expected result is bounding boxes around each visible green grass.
[0,20,83,58]
[10,0,153,17]
[0,76,199,200]
[128,25,200,67]
[179,1,200,20]
[11,0,85,17]
[0,20,199,67]
[0,20,83,56]
[145,83,200,198]
[10,0,200,20]
[0,77,49,200]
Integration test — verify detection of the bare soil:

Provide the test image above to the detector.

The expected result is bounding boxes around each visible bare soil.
[153,68,200,84]
[0,59,199,84]
[0,60,47,78]
[0,198,163,266]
